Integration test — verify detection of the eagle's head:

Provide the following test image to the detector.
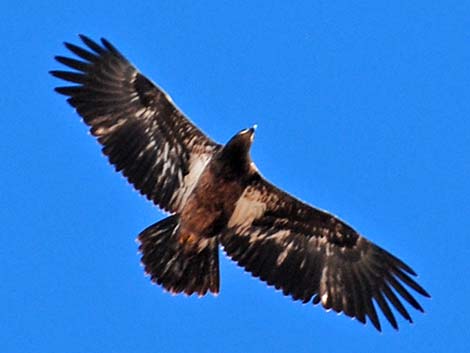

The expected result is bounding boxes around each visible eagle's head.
[219,125,257,174]
[225,125,256,152]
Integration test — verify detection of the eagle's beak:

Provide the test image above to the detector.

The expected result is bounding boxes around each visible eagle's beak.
[249,124,257,141]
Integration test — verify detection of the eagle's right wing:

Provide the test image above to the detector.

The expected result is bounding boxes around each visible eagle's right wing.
[51,35,221,213]
[222,173,429,331]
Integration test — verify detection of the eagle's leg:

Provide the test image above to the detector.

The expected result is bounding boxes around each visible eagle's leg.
[137,215,220,296]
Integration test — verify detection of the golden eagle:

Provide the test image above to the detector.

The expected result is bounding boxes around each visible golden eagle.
[51,35,429,331]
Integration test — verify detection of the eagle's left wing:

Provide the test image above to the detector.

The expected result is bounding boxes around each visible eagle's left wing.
[221,173,429,331]
[51,35,221,213]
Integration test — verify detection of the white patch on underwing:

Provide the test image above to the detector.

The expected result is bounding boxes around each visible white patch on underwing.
[135,107,154,120]
[162,142,169,160]
[320,265,329,305]
[321,292,329,306]
[129,94,139,103]
[145,140,156,151]
[271,230,290,244]
[93,118,126,136]
[247,229,262,243]
[276,242,293,266]
[228,189,267,229]
[169,153,213,211]
[130,71,138,82]
[196,238,211,252]
[160,143,173,177]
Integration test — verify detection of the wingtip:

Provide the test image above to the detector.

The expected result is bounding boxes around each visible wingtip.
[63,41,76,52]
[63,40,74,49]
[367,312,382,332]
[78,33,93,44]
[53,86,71,95]
[49,70,60,78]
[421,288,431,298]
[100,37,119,54]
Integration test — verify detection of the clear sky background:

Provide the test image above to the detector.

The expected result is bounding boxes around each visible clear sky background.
[1,1,468,352]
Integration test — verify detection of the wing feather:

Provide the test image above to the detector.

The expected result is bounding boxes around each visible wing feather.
[222,173,429,331]
[51,35,221,213]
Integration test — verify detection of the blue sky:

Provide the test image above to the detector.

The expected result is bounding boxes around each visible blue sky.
[1,1,468,352]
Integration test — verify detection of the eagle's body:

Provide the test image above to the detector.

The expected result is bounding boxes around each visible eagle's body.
[157,131,257,294]
[51,35,429,331]
[179,132,254,247]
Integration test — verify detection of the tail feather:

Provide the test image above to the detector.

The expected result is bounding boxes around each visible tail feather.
[138,215,220,296]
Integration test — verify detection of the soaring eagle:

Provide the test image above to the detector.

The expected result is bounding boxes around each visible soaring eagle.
[51,35,429,331]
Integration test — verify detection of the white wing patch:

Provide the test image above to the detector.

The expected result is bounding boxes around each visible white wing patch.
[276,241,293,266]
[169,152,213,211]
[228,188,267,229]
[320,266,329,306]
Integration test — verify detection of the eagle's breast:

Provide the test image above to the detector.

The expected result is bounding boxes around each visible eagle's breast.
[178,155,248,243]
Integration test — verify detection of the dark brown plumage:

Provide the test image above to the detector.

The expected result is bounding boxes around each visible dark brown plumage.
[51,35,429,331]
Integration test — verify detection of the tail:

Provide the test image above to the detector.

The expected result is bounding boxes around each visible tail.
[137,215,220,296]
